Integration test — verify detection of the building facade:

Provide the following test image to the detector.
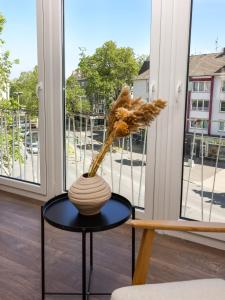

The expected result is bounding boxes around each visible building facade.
[133,51,225,137]
[187,50,225,137]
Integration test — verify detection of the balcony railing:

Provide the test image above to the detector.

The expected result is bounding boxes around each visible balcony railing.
[182,119,225,222]
[65,113,147,208]
[2,113,224,221]
[0,111,40,184]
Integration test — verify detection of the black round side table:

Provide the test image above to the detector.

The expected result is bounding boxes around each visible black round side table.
[41,192,135,300]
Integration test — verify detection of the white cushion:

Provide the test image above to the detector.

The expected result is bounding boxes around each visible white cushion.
[111,279,225,300]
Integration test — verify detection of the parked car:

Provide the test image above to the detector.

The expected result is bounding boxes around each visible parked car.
[27,142,39,155]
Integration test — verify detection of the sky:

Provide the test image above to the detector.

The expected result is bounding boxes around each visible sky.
[1,0,225,79]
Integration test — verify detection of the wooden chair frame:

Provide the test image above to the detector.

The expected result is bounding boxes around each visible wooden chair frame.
[129,220,225,285]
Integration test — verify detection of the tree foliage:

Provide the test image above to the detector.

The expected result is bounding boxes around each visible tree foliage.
[10,66,38,115]
[78,41,140,105]
[0,13,19,97]
[66,74,91,114]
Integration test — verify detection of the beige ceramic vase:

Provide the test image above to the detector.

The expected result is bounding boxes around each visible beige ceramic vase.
[68,174,112,216]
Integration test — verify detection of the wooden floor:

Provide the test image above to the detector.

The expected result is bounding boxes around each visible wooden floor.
[0,197,225,300]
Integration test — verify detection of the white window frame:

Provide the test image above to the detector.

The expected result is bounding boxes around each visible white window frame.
[0,0,47,198]
[218,121,225,132]
[192,81,210,93]
[0,0,64,201]
[191,99,209,111]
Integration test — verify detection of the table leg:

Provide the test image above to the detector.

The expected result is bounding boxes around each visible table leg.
[87,232,93,298]
[41,206,45,300]
[90,232,93,269]
[82,230,87,300]
[132,206,136,278]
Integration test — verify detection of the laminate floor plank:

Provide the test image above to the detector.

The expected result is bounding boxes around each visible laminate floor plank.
[0,197,224,300]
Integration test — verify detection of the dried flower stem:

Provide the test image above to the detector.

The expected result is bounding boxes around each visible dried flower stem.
[88,131,115,177]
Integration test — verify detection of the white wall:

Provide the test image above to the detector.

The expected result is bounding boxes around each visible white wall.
[191,92,210,101]
[133,79,149,101]
[189,110,209,119]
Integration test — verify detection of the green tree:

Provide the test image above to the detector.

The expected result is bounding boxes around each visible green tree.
[10,66,38,116]
[137,54,149,71]
[0,13,19,98]
[66,74,91,114]
[78,41,140,105]
[0,99,24,175]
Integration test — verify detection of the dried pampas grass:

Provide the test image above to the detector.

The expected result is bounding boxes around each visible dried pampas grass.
[88,86,167,177]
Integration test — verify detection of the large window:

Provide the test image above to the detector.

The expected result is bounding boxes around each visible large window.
[181,0,225,223]
[64,0,151,208]
[0,1,41,185]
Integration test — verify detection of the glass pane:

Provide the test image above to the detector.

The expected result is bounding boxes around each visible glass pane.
[192,100,197,110]
[181,0,225,222]
[203,100,209,111]
[198,100,203,110]
[193,82,198,91]
[198,82,204,91]
[219,122,224,131]
[220,101,225,112]
[222,81,225,92]
[0,1,40,184]
[64,0,151,207]
[205,81,210,92]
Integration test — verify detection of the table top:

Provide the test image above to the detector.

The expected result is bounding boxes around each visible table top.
[42,193,132,232]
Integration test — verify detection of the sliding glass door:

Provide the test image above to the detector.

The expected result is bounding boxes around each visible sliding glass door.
[181,0,225,223]
[63,0,157,216]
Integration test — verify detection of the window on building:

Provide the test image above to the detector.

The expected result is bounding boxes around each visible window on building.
[191,99,209,111]
[219,121,225,131]
[192,81,210,92]
[203,100,209,111]
[198,99,203,110]
[191,100,197,110]
[192,82,198,92]
[221,80,225,92]
[220,101,225,112]
[190,119,208,129]
[202,120,208,129]
[205,81,211,92]
[198,82,204,92]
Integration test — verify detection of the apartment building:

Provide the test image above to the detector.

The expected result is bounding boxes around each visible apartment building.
[134,51,225,137]
[188,49,225,136]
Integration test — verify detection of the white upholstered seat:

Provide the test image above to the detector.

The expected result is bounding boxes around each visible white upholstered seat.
[111,278,225,300]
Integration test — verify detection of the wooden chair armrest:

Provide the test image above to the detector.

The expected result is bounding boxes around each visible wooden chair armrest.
[128,219,225,233]
[131,219,225,285]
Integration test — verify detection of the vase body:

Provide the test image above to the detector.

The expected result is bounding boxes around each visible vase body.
[68,174,112,215]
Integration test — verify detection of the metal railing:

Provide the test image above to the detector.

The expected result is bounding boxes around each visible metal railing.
[0,110,40,183]
[2,111,225,219]
[0,110,147,208]
[182,119,225,222]
[65,113,147,208]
